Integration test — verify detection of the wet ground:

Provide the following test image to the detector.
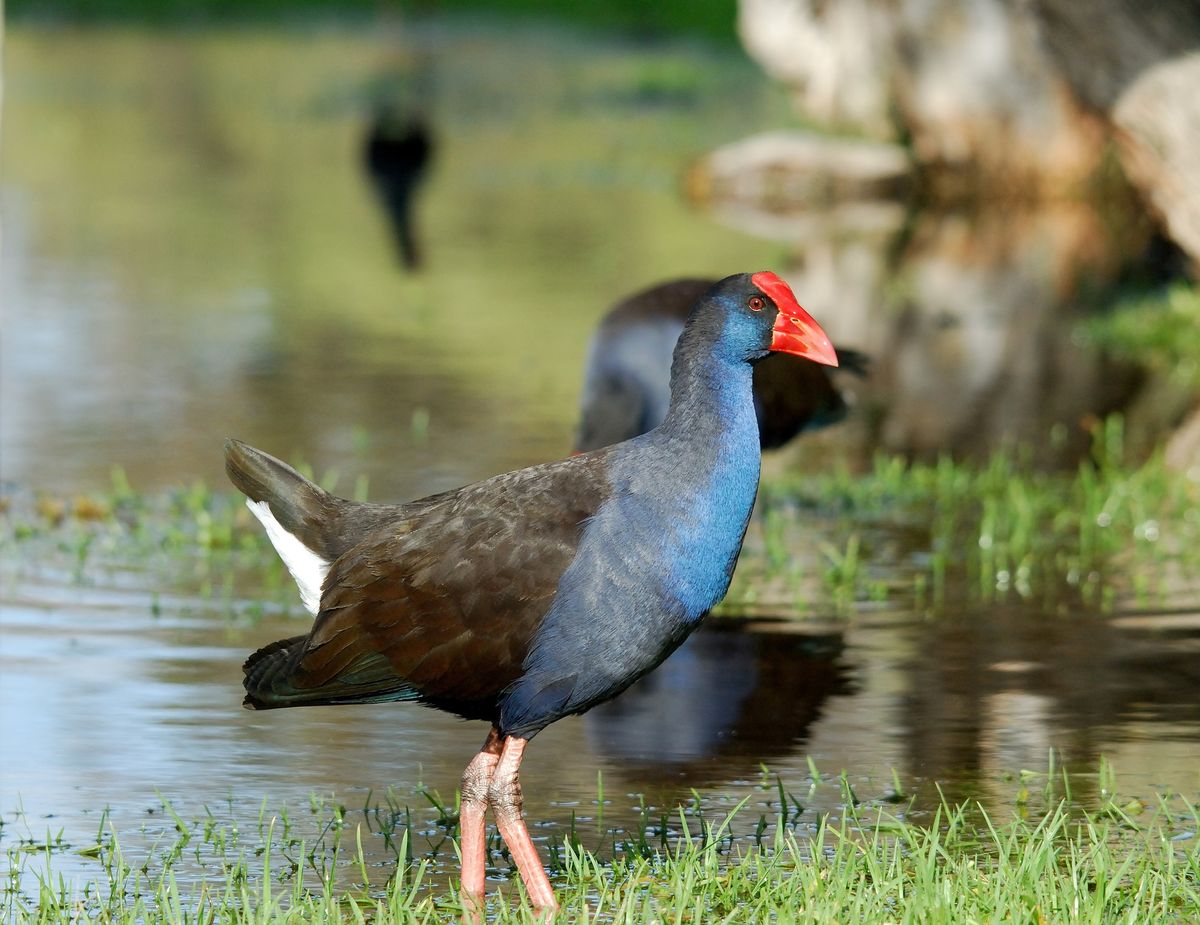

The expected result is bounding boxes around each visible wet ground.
[2,17,1198,898]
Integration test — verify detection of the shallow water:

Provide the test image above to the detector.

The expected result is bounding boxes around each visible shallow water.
[2,567,1197,894]
[2,17,1198,900]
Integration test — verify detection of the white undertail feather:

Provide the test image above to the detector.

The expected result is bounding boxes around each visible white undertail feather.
[246,499,329,616]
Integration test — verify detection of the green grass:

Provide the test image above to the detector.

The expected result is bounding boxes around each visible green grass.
[7,772,1198,923]
[1084,283,1200,390]
[4,416,1198,621]
[0,471,293,619]
[741,416,1200,616]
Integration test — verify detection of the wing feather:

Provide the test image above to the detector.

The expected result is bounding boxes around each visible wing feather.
[269,454,611,719]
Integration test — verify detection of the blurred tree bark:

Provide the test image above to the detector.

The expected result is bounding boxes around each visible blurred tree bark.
[1024,0,1199,111]
[736,0,1200,266]
[737,0,1109,195]
[1026,0,1200,268]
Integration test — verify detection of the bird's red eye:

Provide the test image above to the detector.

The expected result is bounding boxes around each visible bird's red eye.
[748,296,765,312]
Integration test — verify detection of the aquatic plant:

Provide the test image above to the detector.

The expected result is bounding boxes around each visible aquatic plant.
[4,415,1197,622]
[747,416,1200,616]
[4,766,1196,924]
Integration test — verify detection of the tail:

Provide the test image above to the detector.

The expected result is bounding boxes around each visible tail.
[243,635,311,709]
[225,438,349,615]
[224,439,344,556]
[835,347,871,378]
[243,634,418,710]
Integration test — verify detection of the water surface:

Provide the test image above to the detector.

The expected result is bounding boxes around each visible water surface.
[3,568,1196,894]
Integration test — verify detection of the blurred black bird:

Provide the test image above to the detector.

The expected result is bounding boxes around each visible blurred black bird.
[576,277,870,452]
[363,107,433,271]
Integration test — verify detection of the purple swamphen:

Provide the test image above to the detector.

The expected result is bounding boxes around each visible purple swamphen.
[576,277,868,452]
[225,272,837,916]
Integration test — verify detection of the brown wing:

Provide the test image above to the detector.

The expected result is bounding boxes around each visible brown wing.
[280,453,611,717]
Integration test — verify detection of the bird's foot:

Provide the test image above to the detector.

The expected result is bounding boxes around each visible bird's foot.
[457,731,558,917]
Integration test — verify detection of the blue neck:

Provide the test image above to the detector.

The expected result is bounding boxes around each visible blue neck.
[655,352,761,621]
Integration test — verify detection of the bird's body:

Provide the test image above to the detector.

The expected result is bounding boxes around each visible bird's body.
[228,272,837,917]
[577,277,868,452]
[233,310,760,738]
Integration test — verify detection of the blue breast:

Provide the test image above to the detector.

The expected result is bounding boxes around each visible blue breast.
[660,390,760,620]
[499,365,761,739]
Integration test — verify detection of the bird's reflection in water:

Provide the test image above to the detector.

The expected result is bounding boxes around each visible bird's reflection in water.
[585,621,852,788]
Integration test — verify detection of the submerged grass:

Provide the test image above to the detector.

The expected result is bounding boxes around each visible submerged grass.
[5,772,1197,924]
[750,416,1200,615]
[3,416,1198,621]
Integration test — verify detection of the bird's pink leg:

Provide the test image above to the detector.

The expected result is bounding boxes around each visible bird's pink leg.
[489,736,558,914]
[459,726,503,921]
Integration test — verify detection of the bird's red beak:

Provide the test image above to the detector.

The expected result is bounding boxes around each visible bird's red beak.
[752,271,839,367]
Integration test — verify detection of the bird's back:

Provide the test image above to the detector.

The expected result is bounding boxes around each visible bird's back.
[240,449,614,719]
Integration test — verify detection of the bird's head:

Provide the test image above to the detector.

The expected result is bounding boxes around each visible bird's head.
[698,272,838,368]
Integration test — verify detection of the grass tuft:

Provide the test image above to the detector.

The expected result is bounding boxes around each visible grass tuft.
[745,415,1200,616]
[4,775,1197,923]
